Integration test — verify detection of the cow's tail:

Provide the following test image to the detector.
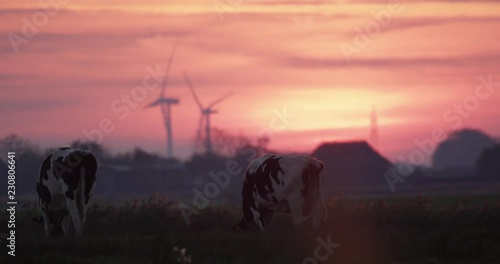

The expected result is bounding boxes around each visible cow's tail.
[77,167,86,208]
[303,160,327,222]
[316,161,328,222]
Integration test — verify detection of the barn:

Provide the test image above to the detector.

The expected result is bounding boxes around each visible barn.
[311,141,392,187]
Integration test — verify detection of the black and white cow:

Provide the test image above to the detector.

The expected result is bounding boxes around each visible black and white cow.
[34,147,97,237]
[234,154,327,231]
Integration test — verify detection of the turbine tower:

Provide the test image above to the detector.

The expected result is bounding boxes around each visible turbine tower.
[370,105,379,149]
[183,71,232,155]
[145,43,179,158]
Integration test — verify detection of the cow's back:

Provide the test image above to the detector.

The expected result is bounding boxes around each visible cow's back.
[237,154,326,230]
[244,155,318,209]
[38,148,97,204]
[245,155,319,189]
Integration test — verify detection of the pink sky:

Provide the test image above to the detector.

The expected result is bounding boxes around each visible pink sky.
[1,0,499,161]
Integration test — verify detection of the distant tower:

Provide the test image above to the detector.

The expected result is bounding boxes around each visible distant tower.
[370,105,379,149]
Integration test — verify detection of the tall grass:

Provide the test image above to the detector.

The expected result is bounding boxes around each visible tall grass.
[2,194,500,264]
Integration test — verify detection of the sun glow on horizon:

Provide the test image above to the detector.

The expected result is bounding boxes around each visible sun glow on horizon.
[248,88,408,131]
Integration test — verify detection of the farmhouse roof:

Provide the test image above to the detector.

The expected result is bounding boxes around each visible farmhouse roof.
[311,141,392,186]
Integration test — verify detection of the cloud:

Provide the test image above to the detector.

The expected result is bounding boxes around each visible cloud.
[279,53,500,69]
[0,99,80,112]
[0,73,31,82]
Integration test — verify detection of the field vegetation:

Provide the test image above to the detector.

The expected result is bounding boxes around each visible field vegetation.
[2,194,500,264]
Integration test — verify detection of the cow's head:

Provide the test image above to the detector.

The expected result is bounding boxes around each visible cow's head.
[32,216,44,223]
[232,219,249,231]
[33,210,68,237]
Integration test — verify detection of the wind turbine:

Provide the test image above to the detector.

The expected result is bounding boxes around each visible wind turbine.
[183,72,232,155]
[145,43,179,159]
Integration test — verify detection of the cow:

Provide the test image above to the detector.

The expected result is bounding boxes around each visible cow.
[33,147,97,237]
[233,154,327,231]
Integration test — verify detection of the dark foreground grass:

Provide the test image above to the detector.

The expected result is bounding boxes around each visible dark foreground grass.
[2,195,500,264]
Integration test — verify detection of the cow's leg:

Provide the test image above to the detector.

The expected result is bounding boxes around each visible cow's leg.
[61,213,71,236]
[76,193,87,228]
[319,193,327,223]
[235,187,258,231]
[248,206,274,231]
[65,193,82,236]
[77,167,88,232]
[64,167,87,236]
[308,190,327,229]
[259,209,274,230]
[288,193,306,227]
[78,206,87,230]
[41,203,51,238]
[250,206,264,230]
[311,198,322,229]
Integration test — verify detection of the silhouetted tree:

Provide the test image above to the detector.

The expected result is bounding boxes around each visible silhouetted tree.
[432,129,496,169]
[184,131,271,193]
[70,140,109,161]
[197,128,270,158]
[211,128,239,157]
[0,134,40,158]
[0,134,43,195]
[477,145,500,178]
[131,148,164,164]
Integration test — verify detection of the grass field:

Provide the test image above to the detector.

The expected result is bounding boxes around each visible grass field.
[2,194,500,264]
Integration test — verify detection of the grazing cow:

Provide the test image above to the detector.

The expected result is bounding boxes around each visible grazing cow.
[233,154,327,231]
[34,147,97,237]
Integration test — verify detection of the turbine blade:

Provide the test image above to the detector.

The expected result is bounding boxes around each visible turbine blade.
[160,40,179,97]
[144,100,158,109]
[165,40,179,74]
[207,92,233,108]
[183,71,204,111]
